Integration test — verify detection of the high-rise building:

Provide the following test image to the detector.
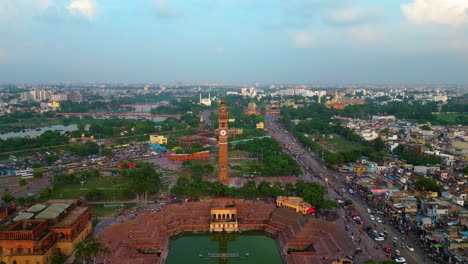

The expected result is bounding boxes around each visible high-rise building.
[67,92,84,103]
[218,99,229,184]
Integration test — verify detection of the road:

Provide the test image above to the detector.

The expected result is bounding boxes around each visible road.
[265,118,425,264]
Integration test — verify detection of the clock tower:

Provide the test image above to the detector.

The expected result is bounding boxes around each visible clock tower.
[218,99,229,184]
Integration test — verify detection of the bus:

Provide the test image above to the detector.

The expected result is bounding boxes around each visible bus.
[66,163,79,169]
[16,169,33,179]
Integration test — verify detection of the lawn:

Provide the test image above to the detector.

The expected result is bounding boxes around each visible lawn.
[48,176,133,201]
[324,135,361,153]
[90,203,136,217]
[435,113,467,122]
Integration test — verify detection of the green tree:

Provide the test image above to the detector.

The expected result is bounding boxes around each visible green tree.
[75,241,91,264]
[101,148,113,157]
[126,163,161,206]
[44,155,58,164]
[87,238,104,264]
[415,177,439,192]
[239,181,259,197]
[1,193,15,203]
[19,178,27,186]
[101,245,111,264]
[33,169,43,178]
[420,125,432,131]
[373,137,386,152]
[50,254,67,264]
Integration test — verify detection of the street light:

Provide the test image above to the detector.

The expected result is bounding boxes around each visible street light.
[321,134,325,162]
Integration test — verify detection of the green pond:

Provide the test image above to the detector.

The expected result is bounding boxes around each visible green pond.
[166,233,283,264]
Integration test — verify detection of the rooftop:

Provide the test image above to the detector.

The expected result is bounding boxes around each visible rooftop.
[35,203,71,219]
[54,207,89,227]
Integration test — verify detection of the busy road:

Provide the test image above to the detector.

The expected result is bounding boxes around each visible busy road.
[265,118,426,264]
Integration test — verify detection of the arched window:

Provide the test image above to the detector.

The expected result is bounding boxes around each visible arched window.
[213,214,216,219]
[232,214,235,219]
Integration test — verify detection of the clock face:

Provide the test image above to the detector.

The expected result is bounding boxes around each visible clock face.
[220,129,227,136]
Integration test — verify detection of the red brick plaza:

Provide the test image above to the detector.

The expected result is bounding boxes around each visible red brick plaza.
[96,198,356,264]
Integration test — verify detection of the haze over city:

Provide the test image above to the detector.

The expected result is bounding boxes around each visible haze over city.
[1,0,468,84]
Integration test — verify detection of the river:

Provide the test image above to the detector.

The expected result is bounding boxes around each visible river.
[0,124,89,140]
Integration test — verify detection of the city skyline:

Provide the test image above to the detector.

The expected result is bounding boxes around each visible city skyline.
[1,0,468,84]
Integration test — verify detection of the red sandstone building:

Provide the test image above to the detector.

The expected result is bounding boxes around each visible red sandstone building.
[168,151,210,161]
[0,199,92,264]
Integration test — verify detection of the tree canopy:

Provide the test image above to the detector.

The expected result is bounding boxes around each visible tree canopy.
[415,177,439,192]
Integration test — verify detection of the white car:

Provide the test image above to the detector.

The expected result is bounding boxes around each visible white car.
[394,257,406,263]
[348,189,354,194]
[369,215,375,221]
[376,217,383,223]
[374,236,385,242]
[405,245,414,251]
[395,249,400,256]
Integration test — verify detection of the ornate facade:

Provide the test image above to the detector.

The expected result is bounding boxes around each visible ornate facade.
[218,99,229,184]
[276,196,314,215]
[210,203,238,233]
[0,200,92,264]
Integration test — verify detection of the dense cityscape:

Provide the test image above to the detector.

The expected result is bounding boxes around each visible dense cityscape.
[0,83,466,264]
[1,1,468,264]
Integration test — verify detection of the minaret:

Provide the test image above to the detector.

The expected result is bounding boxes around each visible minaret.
[218,99,229,184]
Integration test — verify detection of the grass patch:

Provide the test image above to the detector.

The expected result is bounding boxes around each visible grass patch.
[48,176,133,201]
[435,113,467,122]
[90,203,136,217]
[324,136,361,153]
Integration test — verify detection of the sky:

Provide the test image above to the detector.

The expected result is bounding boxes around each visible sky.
[1,0,468,84]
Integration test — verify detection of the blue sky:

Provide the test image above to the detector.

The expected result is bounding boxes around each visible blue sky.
[1,0,468,84]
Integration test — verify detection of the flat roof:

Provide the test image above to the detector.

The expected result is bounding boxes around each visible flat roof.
[27,204,47,213]
[54,207,88,227]
[13,212,35,222]
[35,203,71,219]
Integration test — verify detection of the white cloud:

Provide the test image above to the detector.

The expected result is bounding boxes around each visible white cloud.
[38,0,54,9]
[67,0,97,20]
[0,0,54,18]
[350,25,381,42]
[214,47,225,54]
[401,0,468,25]
[325,7,381,26]
[0,50,10,63]
[154,0,182,17]
[291,31,314,48]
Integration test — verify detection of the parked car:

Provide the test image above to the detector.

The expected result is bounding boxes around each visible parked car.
[394,257,406,263]
[374,236,385,242]
[405,245,414,251]
[369,215,375,221]
[348,189,354,194]
[376,217,383,223]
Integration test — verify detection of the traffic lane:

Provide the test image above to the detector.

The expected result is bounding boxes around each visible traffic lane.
[266,120,424,263]
[267,121,388,261]
[343,192,424,264]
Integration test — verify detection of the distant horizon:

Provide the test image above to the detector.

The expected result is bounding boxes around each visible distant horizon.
[1,1,468,84]
[1,81,468,88]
